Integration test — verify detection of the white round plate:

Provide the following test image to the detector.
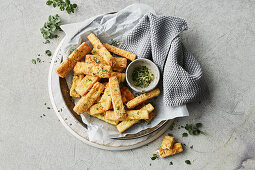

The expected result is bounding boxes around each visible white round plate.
[48,38,173,150]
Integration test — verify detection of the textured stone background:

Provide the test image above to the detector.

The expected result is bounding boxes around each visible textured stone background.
[1,0,255,169]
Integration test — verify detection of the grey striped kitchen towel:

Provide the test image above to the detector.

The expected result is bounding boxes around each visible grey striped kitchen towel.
[121,13,207,106]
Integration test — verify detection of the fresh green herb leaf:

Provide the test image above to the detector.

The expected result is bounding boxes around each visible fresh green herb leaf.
[185,160,191,165]
[46,0,77,14]
[190,145,193,149]
[32,59,36,64]
[110,39,121,47]
[196,123,202,128]
[43,40,50,44]
[83,104,87,106]
[184,123,204,136]
[169,161,173,165]
[116,106,119,110]
[168,133,173,136]
[150,154,159,160]
[182,133,188,137]
[37,58,41,63]
[40,14,62,40]
[45,50,52,56]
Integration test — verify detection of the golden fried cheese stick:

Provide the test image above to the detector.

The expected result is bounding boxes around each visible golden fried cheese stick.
[161,136,175,149]
[89,103,105,115]
[73,82,104,114]
[99,83,112,111]
[105,109,149,121]
[116,103,154,133]
[126,88,160,109]
[109,76,126,120]
[75,75,100,96]
[103,43,136,61]
[74,62,112,78]
[120,86,135,103]
[70,73,84,98]
[85,55,127,69]
[56,42,91,78]
[110,72,125,83]
[157,143,183,158]
[88,33,113,66]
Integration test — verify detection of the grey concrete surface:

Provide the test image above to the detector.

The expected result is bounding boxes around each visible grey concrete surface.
[1,0,255,170]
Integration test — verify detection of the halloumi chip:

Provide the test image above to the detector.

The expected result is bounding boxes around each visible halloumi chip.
[126,88,160,109]
[103,43,136,61]
[75,75,100,96]
[88,33,113,66]
[116,104,154,133]
[99,83,112,111]
[109,76,126,120]
[87,112,119,125]
[145,112,156,123]
[110,72,125,83]
[116,120,138,133]
[121,87,135,103]
[157,143,183,158]
[70,73,84,98]
[105,109,149,121]
[73,82,104,114]
[85,55,127,69]
[56,42,91,78]
[89,103,105,115]
[74,62,112,78]
[161,136,175,149]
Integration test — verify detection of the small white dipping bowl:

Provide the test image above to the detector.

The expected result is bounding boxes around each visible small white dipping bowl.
[126,58,160,93]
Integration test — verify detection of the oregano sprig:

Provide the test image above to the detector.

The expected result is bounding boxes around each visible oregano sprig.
[46,0,77,14]
[40,14,62,39]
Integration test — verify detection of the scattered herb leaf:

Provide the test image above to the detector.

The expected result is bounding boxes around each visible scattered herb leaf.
[40,14,62,39]
[185,160,191,165]
[32,59,36,64]
[169,161,173,165]
[110,39,121,47]
[182,132,188,137]
[45,50,52,56]
[46,0,77,14]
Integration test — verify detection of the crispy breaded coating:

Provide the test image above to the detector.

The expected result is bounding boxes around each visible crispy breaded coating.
[103,43,136,61]
[56,42,91,78]
[126,88,160,109]
[70,73,84,98]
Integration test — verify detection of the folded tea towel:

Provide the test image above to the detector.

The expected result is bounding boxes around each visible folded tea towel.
[121,13,207,106]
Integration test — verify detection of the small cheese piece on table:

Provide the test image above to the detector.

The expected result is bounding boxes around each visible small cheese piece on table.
[157,143,183,158]
[73,82,104,114]
[116,103,154,133]
[88,33,113,66]
[75,75,100,96]
[70,73,84,98]
[99,83,112,111]
[74,62,112,78]
[109,76,126,121]
[126,88,160,109]
[103,43,136,61]
[56,42,91,78]
[161,136,175,149]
